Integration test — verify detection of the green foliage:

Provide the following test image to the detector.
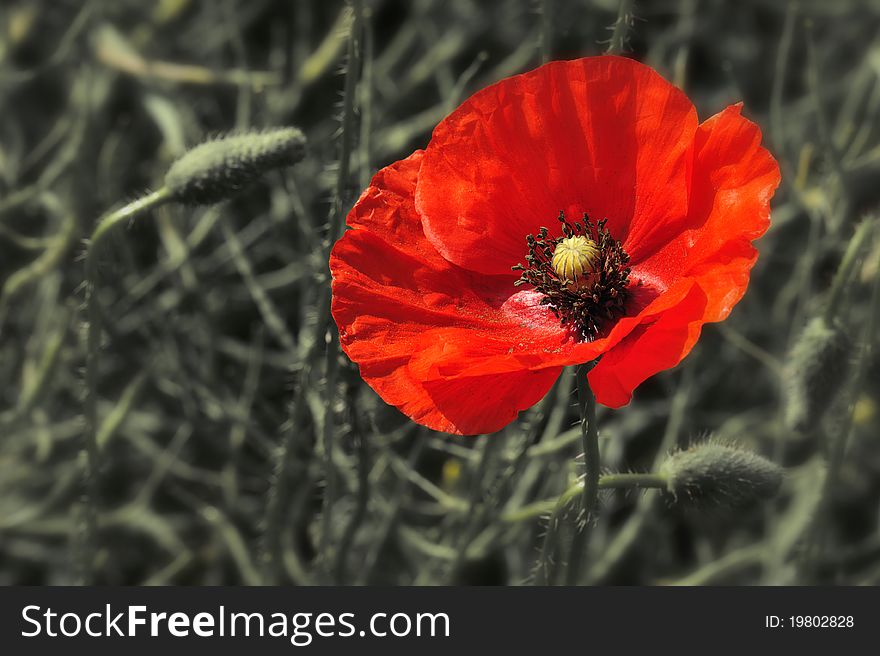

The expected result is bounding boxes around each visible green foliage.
[0,0,878,586]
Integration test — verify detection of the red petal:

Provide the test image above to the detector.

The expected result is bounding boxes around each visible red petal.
[591,104,780,405]
[332,95,779,430]
[331,153,698,433]
[588,283,708,407]
[415,56,698,277]
[633,103,780,320]
[331,153,569,434]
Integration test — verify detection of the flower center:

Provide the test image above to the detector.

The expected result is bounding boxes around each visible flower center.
[513,211,632,341]
[551,235,600,290]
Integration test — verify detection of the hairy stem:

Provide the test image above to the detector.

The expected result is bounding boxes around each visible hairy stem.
[81,187,172,583]
[503,473,667,523]
[808,221,879,577]
[824,220,874,322]
[606,0,633,55]
[333,384,371,584]
[540,0,553,64]
[564,363,600,585]
[319,0,363,577]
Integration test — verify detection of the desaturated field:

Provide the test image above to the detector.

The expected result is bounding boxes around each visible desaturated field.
[0,0,878,585]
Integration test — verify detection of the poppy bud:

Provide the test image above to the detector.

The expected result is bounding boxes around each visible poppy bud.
[165,127,306,205]
[783,316,852,433]
[660,442,784,508]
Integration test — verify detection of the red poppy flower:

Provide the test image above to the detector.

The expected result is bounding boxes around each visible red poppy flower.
[330,56,780,435]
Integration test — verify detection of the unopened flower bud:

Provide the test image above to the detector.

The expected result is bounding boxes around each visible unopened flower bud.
[660,442,784,508]
[783,316,852,433]
[165,127,306,205]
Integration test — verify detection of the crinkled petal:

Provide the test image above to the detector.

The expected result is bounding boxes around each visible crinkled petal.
[588,284,708,407]
[331,153,700,433]
[415,56,698,277]
[633,103,780,319]
[591,104,780,405]
[332,76,780,432]
[331,154,568,433]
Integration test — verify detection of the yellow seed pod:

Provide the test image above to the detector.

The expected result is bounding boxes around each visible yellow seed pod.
[551,236,600,289]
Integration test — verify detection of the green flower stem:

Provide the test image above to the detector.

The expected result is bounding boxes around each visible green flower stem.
[540,0,553,64]
[318,0,363,579]
[536,365,599,585]
[606,0,633,55]
[503,473,668,524]
[81,187,172,583]
[809,221,879,576]
[824,220,874,323]
[333,398,370,584]
[88,188,172,250]
[262,2,362,583]
[597,472,669,490]
[564,363,600,585]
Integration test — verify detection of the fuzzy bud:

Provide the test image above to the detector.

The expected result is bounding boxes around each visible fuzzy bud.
[165,127,306,205]
[660,442,784,509]
[783,316,852,433]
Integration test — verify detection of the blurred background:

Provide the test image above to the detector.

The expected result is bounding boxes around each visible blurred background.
[0,0,878,585]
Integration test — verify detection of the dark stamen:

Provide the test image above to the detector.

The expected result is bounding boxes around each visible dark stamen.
[513,211,632,341]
